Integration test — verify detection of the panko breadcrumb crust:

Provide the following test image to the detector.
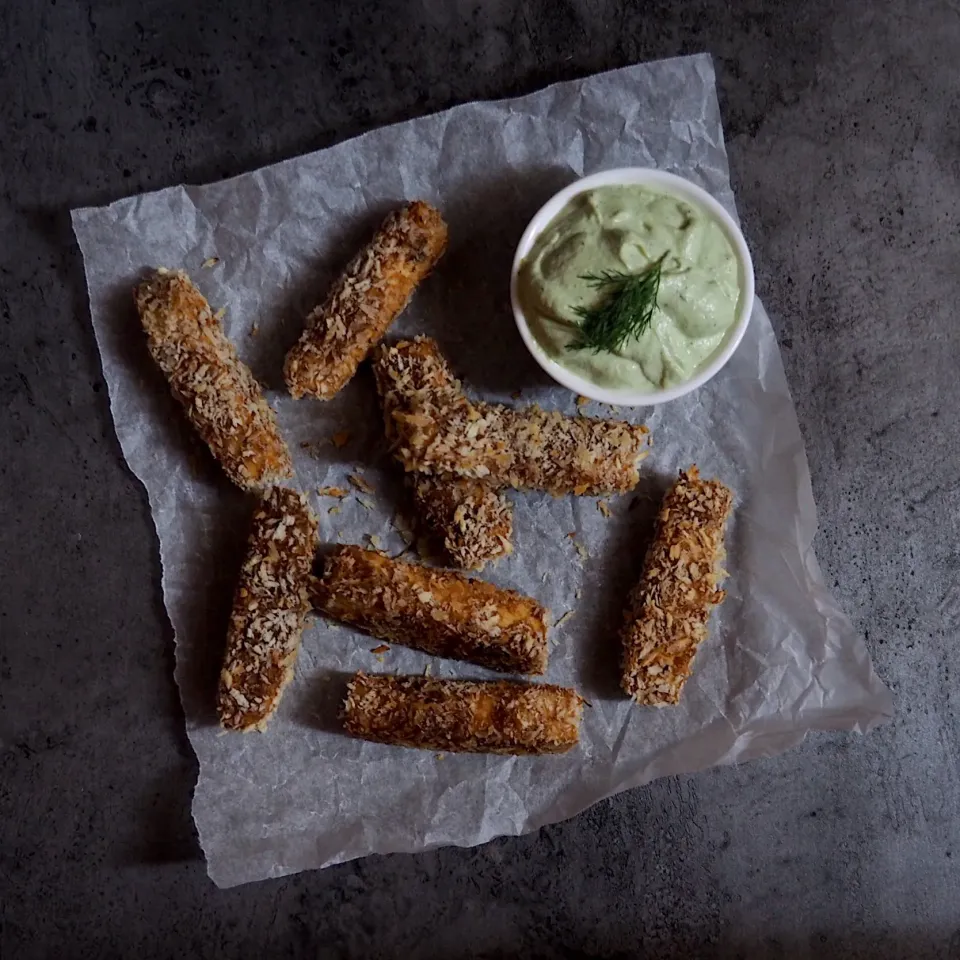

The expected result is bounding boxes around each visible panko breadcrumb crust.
[409,474,513,570]
[373,336,514,570]
[343,673,584,754]
[620,466,733,706]
[134,269,293,491]
[283,201,448,400]
[374,336,650,496]
[217,488,318,731]
[312,545,548,675]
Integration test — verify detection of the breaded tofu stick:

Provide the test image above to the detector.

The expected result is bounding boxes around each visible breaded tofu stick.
[372,337,513,570]
[312,545,548,674]
[134,269,293,491]
[409,475,513,571]
[372,335,462,421]
[284,201,448,400]
[217,488,318,731]
[374,337,650,496]
[620,467,733,707]
[343,673,584,754]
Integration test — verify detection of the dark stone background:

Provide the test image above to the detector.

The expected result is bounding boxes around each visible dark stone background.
[3,1,958,957]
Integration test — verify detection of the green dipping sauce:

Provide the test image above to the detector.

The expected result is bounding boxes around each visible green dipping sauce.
[517,185,741,392]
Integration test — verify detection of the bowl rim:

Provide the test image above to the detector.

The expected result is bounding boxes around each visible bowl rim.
[509,167,756,407]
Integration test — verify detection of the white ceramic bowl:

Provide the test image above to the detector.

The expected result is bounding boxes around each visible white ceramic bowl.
[510,167,755,406]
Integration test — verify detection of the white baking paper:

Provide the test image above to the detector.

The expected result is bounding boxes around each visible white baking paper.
[72,54,893,888]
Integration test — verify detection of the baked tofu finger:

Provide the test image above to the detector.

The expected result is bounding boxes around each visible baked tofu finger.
[410,475,513,571]
[372,335,463,433]
[373,337,650,495]
[134,269,293,491]
[371,339,513,570]
[217,488,318,731]
[620,466,733,707]
[312,545,548,674]
[343,673,584,754]
[283,201,448,400]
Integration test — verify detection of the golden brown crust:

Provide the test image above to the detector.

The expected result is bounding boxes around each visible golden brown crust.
[312,545,548,674]
[283,201,448,400]
[373,337,651,496]
[409,475,513,571]
[217,488,319,731]
[372,336,513,570]
[620,466,733,706]
[342,673,584,754]
[134,269,293,491]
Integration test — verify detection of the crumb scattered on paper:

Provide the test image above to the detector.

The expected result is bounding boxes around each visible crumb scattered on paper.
[202,256,220,268]
[318,486,349,498]
[349,473,375,494]
[555,609,575,630]
[370,644,390,655]
[331,430,351,448]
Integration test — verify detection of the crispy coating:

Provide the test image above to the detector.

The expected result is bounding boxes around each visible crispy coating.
[342,673,584,754]
[134,269,293,491]
[409,475,513,571]
[620,466,733,706]
[372,334,462,417]
[284,201,448,400]
[217,488,318,731]
[312,545,548,674]
[373,337,650,496]
[371,337,513,570]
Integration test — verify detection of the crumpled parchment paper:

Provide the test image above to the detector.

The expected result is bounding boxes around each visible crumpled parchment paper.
[72,54,893,888]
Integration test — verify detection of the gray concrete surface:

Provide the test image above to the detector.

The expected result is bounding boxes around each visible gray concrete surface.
[2,1,959,957]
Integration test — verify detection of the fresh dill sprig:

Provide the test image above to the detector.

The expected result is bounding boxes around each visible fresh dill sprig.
[567,253,667,354]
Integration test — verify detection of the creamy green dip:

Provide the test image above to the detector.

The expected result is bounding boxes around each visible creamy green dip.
[518,185,741,392]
